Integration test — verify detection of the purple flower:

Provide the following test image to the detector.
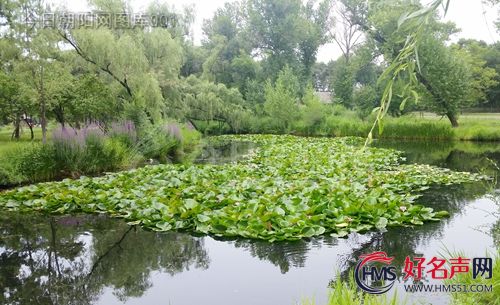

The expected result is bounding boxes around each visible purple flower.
[109,120,137,142]
[51,124,105,147]
[164,122,183,142]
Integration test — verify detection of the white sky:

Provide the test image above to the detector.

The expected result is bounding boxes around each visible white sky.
[53,0,499,62]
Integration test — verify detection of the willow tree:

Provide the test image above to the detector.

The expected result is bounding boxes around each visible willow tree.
[58,1,184,125]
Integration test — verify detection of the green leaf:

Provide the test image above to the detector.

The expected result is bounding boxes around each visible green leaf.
[400,97,409,111]
[197,214,210,222]
[375,217,388,229]
[434,210,450,218]
[184,199,199,209]
[155,221,172,231]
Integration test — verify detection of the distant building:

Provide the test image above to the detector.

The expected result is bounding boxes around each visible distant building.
[314,91,332,103]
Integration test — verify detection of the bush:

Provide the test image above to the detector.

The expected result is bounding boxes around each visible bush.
[136,121,202,163]
[17,143,57,182]
[175,124,202,163]
[0,149,32,186]
[263,66,300,132]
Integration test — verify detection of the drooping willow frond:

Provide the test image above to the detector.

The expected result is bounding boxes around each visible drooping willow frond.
[364,0,451,147]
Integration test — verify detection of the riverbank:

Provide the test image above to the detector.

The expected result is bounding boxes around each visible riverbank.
[290,113,500,141]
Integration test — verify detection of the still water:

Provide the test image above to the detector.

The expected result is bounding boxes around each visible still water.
[0,140,498,305]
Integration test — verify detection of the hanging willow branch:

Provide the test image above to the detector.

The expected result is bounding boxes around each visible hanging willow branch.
[364,0,451,147]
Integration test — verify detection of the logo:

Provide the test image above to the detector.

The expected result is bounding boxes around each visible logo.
[354,252,494,295]
[354,251,397,294]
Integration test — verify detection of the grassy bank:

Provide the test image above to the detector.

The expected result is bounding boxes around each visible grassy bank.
[0,122,201,187]
[290,113,500,141]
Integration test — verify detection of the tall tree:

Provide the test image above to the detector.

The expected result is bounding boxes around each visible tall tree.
[247,0,333,90]
[343,0,494,127]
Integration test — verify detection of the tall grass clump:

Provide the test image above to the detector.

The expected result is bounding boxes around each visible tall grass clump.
[455,126,500,141]
[444,253,499,305]
[136,121,201,163]
[380,117,454,140]
[301,275,404,305]
[43,124,139,179]
[0,143,52,185]
[321,115,371,137]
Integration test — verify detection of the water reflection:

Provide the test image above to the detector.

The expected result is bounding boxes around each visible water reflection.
[0,214,209,305]
[196,140,257,164]
[0,140,498,305]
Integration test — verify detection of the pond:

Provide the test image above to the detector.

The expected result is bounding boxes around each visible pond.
[0,139,498,305]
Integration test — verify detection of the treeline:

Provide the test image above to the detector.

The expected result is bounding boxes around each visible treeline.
[0,0,499,139]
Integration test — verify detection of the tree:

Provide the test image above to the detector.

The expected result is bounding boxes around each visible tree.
[331,0,364,64]
[453,39,500,110]
[312,62,332,92]
[247,0,333,89]
[344,0,488,127]
[56,0,187,126]
[201,1,258,97]
[263,66,300,131]
[170,76,250,133]
[330,58,355,107]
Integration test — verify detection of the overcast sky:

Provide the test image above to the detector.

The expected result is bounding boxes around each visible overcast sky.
[54,0,499,62]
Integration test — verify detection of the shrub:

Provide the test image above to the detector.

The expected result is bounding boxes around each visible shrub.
[263,66,300,132]
[17,144,57,182]
[175,124,202,163]
[108,120,138,148]
[136,121,202,163]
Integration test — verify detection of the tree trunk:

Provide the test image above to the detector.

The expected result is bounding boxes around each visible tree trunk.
[39,66,47,144]
[446,112,459,128]
[11,115,20,140]
[23,117,34,140]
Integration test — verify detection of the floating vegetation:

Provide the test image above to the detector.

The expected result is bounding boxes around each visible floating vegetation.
[0,135,487,241]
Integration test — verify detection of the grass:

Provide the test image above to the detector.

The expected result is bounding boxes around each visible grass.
[0,126,43,153]
[300,275,404,305]
[290,113,500,141]
[0,122,201,187]
[412,113,500,141]
[443,253,500,305]
[293,115,455,140]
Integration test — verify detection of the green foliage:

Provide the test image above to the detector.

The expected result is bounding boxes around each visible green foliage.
[302,274,404,305]
[331,59,355,107]
[454,117,500,141]
[444,254,499,305]
[417,37,476,119]
[300,85,329,128]
[0,121,201,186]
[173,75,250,133]
[452,40,499,108]
[353,85,380,117]
[136,121,201,163]
[247,0,333,86]
[263,66,300,131]
[0,144,49,186]
[0,135,486,241]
